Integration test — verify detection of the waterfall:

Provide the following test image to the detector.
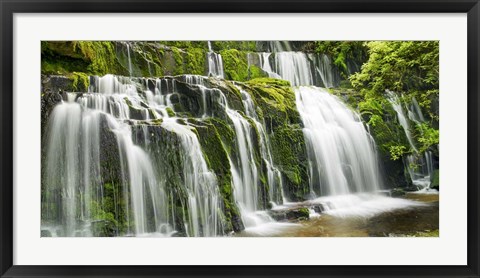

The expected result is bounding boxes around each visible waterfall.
[207,41,224,78]
[274,52,314,86]
[178,75,289,231]
[43,74,224,237]
[161,118,223,237]
[248,51,338,88]
[295,86,382,196]
[43,102,95,236]
[386,90,434,189]
[309,53,337,88]
[386,90,417,152]
[236,85,284,205]
[126,42,133,77]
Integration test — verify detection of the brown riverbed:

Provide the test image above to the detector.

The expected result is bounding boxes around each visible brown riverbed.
[238,193,439,237]
[281,193,438,237]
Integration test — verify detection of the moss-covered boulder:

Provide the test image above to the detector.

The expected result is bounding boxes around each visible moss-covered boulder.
[192,119,244,232]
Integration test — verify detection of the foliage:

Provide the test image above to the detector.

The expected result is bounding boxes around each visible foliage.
[415,122,439,153]
[185,47,207,75]
[389,145,407,161]
[350,41,439,162]
[158,41,208,49]
[211,41,257,52]
[350,41,439,93]
[72,41,123,75]
[315,41,367,77]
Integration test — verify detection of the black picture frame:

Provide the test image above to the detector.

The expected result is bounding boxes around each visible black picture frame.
[1,0,479,277]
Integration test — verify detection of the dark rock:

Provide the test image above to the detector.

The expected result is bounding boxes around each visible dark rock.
[268,210,288,221]
[391,188,406,197]
[98,114,122,185]
[41,230,52,237]
[312,204,327,213]
[42,75,74,93]
[286,208,310,221]
[91,220,117,237]
[231,213,245,232]
[269,207,310,222]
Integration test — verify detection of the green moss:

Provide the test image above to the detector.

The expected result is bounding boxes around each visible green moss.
[247,77,291,87]
[270,126,309,201]
[206,118,235,153]
[220,49,249,81]
[165,107,176,117]
[243,78,299,128]
[41,41,127,76]
[211,41,257,52]
[185,48,206,75]
[72,41,125,75]
[411,229,439,237]
[68,72,90,92]
[431,169,439,190]
[191,119,240,232]
[248,65,267,79]
[170,47,184,75]
[158,41,208,50]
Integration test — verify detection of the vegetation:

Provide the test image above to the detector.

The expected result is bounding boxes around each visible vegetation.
[41,40,440,237]
[349,41,439,160]
[314,41,368,77]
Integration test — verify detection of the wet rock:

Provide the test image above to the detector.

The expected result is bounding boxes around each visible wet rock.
[312,204,327,213]
[42,75,74,93]
[232,214,245,232]
[91,220,117,237]
[269,207,310,222]
[99,114,122,185]
[391,188,406,197]
[286,208,310,221]
[41,230,52,237]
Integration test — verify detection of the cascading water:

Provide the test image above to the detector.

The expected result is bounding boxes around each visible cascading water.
[235,85,284,205]
[222,100,292,234]
[295,86,382,196]
[43,74,224,237]
[125,42,133,77]
[179,76,285,231]
[42,41,433,237]
[386,90,434,190]
[274,52,314,86]
[248,50,338,88]
[207,41,224,78]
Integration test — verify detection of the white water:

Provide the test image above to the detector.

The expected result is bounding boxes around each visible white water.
[177,76,290,233]
[386,90,435,190]
[126,42,133,77]
[216,90,264,228]
[309,194,425,218]
[236,85,285,205]
[43,74,224,237]
[296,86,382,196]
[248,51,337,88]
[43,41,433,237]
[207,41,224,78]
[162,118,223,237]
[386,90,417,152]
[274,52,314,86]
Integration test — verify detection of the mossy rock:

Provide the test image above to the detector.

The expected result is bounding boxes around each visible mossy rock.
[192,119,244,233]
[211,41,257,52]
[220,49,249,81]
[430,169,439,190]
[270,126,309,201]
